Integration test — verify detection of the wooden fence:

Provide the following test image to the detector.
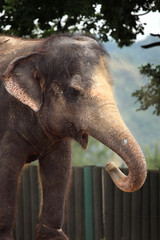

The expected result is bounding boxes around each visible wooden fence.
[14,165,160,240]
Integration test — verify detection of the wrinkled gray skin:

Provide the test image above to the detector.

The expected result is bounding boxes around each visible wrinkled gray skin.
[0,34,147,240]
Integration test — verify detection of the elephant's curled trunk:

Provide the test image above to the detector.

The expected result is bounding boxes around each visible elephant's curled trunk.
[105,129,147,192]
[87,106,147,192]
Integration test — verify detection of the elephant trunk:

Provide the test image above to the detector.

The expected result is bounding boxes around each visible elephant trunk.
[87,104,147,192]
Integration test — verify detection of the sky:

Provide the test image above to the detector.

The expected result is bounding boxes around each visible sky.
[137,10,160,41]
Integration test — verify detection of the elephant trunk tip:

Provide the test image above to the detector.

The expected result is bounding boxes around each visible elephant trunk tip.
[105,161,127,186]
[105,161,147,193]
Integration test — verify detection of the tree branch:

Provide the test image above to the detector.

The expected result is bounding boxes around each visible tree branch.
[136,10,150,16]
[141,41,160,48]
[150,33,160,38]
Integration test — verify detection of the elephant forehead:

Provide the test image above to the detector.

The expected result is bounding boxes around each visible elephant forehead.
[92,57,112,84]
[90,85,114,102]
[90,57,113,99]
[74,36,98,45]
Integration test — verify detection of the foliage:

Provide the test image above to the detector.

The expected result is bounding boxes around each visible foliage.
[144,142,160,170]
[72,137,121,167]
[132,63,160,116]
[132,33,160,117]
[0,0,159,47]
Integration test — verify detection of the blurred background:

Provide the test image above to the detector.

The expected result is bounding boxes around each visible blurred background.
[1,0,160,169]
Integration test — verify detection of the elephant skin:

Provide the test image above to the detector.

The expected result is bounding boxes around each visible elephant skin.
[0,34,147,239]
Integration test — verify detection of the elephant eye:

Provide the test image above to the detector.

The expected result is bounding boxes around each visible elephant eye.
[64,86,81,103]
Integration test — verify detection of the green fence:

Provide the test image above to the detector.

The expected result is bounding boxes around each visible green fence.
[14,165,160,240]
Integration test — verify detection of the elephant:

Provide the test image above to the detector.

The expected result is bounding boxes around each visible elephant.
[0,34,147,240]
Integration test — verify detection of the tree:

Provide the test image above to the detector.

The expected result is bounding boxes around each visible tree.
[132,62,160,116]
[0,0,158,47]
[132,33,160,116]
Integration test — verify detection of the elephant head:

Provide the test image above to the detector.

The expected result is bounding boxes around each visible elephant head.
[3,34,147,192]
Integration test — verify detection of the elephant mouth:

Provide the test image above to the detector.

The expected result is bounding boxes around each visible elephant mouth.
[76,130,89,149]
[63,121,89,149]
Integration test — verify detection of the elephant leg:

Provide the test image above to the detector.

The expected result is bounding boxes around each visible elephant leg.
[36,139,72,240]
[0,131,28,239]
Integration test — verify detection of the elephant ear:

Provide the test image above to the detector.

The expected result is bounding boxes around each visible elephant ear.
[3,53,45,112]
